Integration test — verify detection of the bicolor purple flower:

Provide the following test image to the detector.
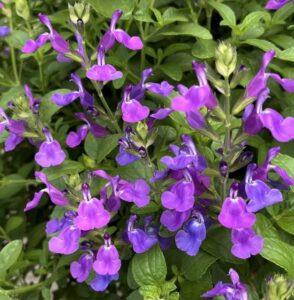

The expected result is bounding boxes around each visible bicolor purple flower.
[244,88,294,142]
[245,164,283,212]
[24,171,69,211]
[52,73,93,110]
[218,182,256,229]
[35,127,66,167]
[24,84,40,114]
[70,252,94,283]
[202,268,248,300]
[66,112,108,148]
[74,183,111,231]
[86,45,123,82]
[0,26,10,37]
[160,210,191,232]
[93,234,121,276]
[265,0,289,10]
[121,85,150,123]
[22,14,69,54]
[90,274,119,292]
[101,10,143,51]
[231,228,263,259]
[175,212,206,256]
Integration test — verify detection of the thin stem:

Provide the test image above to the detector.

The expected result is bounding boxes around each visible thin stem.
[38,60,45,93]
[138,21,145,72]
[8,18,20,85]
[223,77,231,155]
[0,226,11,242]
[6,282,43,296]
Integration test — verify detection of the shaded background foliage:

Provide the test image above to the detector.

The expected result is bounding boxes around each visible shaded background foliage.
[0,0,293,299]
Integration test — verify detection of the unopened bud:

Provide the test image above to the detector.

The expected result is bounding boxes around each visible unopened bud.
[230,65,248,89]
[264,274,294,300]
[215,42,237,78]
[219,160,228,177]
[68,2,90,26]
[15,0,30,20]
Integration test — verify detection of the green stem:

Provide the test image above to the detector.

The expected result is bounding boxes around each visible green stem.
[223,77,231,155]
[8,18,20,85]
[138,22,145,71]
[0,227,11,242]
[38,60,45,93]
[6,282,43,296]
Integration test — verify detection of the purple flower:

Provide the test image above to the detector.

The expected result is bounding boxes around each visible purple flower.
[22,14,69,54]
[52,73,93,110]
[74,183,111,231]
[90,274,119,292]
[202,268,248,300]
[231,228,263,259]
[218,182,256,229]
[24,171,69,211]
[101,10,143,51]
[175,212,206,256]
[0,26,10,37]
[245,164,283,212]
[127,215,158,253]
[35,128,66,167]
[121,85,150,123]
[66,112,108,148]
[160,210,190,232]
[24,84,40,114]
[265,0,289,10]
[93,234,121,275]
[86,45,123,82]
[70,252,94,283]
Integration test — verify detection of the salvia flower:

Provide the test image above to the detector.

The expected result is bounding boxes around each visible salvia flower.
[93,234,121,276]
[202,268,248,300]
[218,182,256,229]
[66,112,108,148]
[90,274,119,292]
[22,13,70,54]
[101,10,143,51]
[34,127,66,167]
[52,73,94,110]
[24,171,69,211]
[75,183,111,231]
[0,26,10,37]
[265,0,289,10]
[245,163,283,212]
[231,228,263,259]
[24,84,40,114]
[70,252,94,283]
[86,45,123,82]
[175,212,206,256]
[160,210,191,232]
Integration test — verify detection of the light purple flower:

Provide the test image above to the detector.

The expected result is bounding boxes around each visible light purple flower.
[265,0,289,10]
[70,252,94,283]
[66,112,108,148]
[74,183,111,231]
[218,182,256,229]
[202,268,248,300]
[0,26,10,37]
[175,212,206,256]
[90,274,119,292]
[22,14,69,54]
[24,171,69,211]
[86,45,123,82]
[101,10,143,51]
[160,210,191,232]
[245,164,283,212]
[231,228,263,259]
[52,73,93,110]
[35,127,66,167]
[24,84,40,114]
[93,234,121,276]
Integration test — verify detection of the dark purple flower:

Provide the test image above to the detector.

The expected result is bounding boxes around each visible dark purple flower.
[175,212,206,256]
[93,234,121,275]
[22,14,69,54]
[24,171,69,211]
[231,228,263,259]
[0,26,10,37]
[218,182,256,229]
[70,252,94,283]
[160,210,191,232]
[74,183,111,231]
[86,45,123,82]
[52,73,93,110]
[265,0,289,10]
[90,274,119,292]
[202,268,248,300]
[35,128,66,167]
[245,164,283,212]
[66,112,108,148]
[101,10,143,51]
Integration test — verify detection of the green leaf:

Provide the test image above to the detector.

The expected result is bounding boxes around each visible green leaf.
[0,86,24,107]
[274,209,294,235]
[88,0,136,18]
[278,47,294,63]
[131,201,159,215]
[160,61,183,81]
[161,23,212,40]
[0,240,22,271]
[0,174,27,200]
[192,39,216,59]
[127,291,143,300]
[84,133,120,163]
[116,160,151,181]
[132,245,167,286]
[260,238,294,278]
[254,214,280,239]
[242,39,280,52]
[162,7,189,24]
[272,153,294,179]
[139,285,161,298]
[181,251,218,281]
[5,30,30,49]
[208,0,236,28]
[0,294,13,300]
[272,2,294,24]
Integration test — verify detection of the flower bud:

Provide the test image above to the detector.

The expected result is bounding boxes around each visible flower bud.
[215,42,237,78]
[264,274,294,300]
[219,160,228,177]
[68,2,90,26]
[15,0,30,21]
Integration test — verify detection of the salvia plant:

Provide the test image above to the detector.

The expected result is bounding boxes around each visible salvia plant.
[0,0,294,299]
